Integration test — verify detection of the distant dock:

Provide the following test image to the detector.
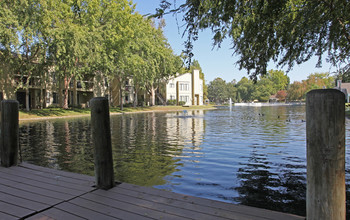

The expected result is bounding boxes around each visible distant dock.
[0,162,304,220]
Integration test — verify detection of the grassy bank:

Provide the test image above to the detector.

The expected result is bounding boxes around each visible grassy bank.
[19,105,216,120]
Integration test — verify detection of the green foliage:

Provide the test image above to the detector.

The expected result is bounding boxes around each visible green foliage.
[158,0,350,80]
[266,70,290,93]
[167,99,176,105]
[236,77,254,102]
[252,78,274,102]
[287,72,334,100]
[178,101,186,106]
[208,70,289,103]
[207,77,228,103]
[1,1,182,109]
[117,16,182,106]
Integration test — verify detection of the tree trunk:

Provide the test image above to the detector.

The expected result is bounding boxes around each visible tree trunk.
[73,78,78,107]
[150,86,156,106]
[119,85,123,111]
[133,90,138,107]
[40,88,44,109]
[25,87,30,111]
[62,75,71,109]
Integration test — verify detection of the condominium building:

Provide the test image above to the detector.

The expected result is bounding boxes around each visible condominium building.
[0,68,204,108]
[165,69,204,106]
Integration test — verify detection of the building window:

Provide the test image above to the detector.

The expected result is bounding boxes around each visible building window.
[53,92,58,104]
[170,83,175,88]
[179,83,189,91]
[180,96,189,102]
[170,95,175,100]
[125,95,129,102]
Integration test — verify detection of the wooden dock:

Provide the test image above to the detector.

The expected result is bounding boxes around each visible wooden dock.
[0,163,304,220]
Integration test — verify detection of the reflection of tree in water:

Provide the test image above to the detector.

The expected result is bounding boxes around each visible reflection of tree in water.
[20,119,94,176]
[111,113,181,187]
[235,147,306,216]
[346,169,350,219]
[20,123,50,167]
[54,119,94,176]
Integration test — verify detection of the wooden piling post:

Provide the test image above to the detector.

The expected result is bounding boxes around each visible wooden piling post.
[1,100,19,167]
[90,97,115,189]
[306,89,345,220]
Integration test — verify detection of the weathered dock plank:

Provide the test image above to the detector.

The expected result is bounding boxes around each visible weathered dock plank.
[0,184,61,206]
[0,192,47,211]
[20,162,94,182]
[99,186,247,219]
[0,177,74,200]
[0,200,34,218]
[82,192,187,220]
[8,165,94,187]
[0,211,17,220]
[26,208,85,220]
[92,188,231,220]
[0,166,93,192]
[0,170,86,196]
[117,183,304,220]
[0,163,304,220]
[55,202,118,220]
[70,197,155,220]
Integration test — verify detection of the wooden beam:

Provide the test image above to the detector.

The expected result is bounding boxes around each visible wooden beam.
[90,97,115,190]
[306,89,345,219]
[1,100,19,167]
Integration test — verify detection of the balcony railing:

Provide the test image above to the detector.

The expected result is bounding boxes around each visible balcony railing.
[77,81,94,91]
[14,75,42,88]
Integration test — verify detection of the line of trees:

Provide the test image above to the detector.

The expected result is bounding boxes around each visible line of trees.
[0,0,182,109]
[288,73,335,101]
[207,70,335,103]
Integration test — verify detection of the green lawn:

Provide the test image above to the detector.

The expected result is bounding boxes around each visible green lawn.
[19,105,216,120]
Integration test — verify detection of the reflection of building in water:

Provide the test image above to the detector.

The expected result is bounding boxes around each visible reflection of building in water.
[165,110,205,147]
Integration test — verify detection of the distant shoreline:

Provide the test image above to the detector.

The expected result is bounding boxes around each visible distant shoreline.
[233,102,305,107]
[19,105,217,122]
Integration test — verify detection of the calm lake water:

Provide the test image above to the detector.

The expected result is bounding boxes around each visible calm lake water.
[19,106,350,217]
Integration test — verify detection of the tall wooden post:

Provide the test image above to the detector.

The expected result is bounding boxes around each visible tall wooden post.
[90,97,115,189]
[306,89,345,220]
[1,100,19,167]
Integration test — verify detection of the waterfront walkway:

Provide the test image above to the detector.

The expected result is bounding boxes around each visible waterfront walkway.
[0,162,304,220]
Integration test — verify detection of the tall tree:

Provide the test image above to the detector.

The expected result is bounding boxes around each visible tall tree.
[117,16,181,107]
[226,81,237,102]
[252,77,275,102]
[266,69,290,93]
[207,77,228,103]
[157,0,350,80]
[287,72,334,100]
[236,77,254,102]
[48,1,89,109]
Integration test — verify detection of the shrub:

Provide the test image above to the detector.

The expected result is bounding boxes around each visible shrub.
[178,101,186,106]
[123,103,133,107]
[167,100,176,105]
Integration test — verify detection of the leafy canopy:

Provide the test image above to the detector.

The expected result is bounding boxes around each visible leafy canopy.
[157,0,350,80]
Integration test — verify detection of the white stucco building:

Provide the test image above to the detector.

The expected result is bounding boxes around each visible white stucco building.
[165,69,204,105]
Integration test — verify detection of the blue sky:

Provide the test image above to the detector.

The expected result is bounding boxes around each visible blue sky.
[132,0,336,84]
